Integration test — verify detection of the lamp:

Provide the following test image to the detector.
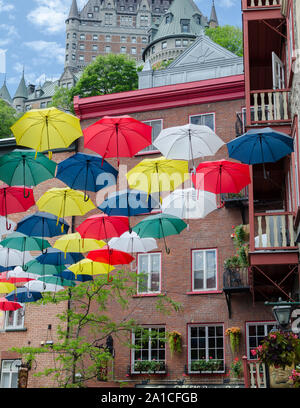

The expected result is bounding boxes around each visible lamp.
[272,304,292,330]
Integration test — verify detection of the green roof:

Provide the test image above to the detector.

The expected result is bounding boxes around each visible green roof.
[14,72,28,100]
[0,80,12,104]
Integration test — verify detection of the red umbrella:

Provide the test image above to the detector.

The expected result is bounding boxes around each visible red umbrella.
[87,247,134,265]
[191,160,251,195]
[0,186,35,230]
[0,297,22,311]
[83,115,152,165]
[0,272,34,284]
[76,214,129,241]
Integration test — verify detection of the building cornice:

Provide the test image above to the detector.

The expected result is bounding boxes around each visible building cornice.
[74,74,245,120]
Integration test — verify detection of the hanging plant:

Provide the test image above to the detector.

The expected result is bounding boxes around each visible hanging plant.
[225,327,241,354]
[167,330,182,356]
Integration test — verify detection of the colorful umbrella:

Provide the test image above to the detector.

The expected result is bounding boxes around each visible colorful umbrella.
[56,152,118,200]
[0,216,16,238]
[53,232,106,254]
[0,232,51,253]
[68,258,114,278]
[38,275,76,288]
[53,270,93,282]
[0,297,22,311]
[0,281,16,293]
[83,115,152,166]
[76,214,129,241]
[153,124,224,171]
[87,247,135,265]
[6,287,42,303]
[0,186,35,230]
[24,280,65,293]
[191,160,251,195]
[108,231,158,254]
[16,212,70,238]
[36,187,96,231]
[35,248,84,266]
[22,260,65,276]
[133,213,187,254]
[11,107,82,158]
[0,149,57,198]
[0,247,34,267]
[1,268,36,283]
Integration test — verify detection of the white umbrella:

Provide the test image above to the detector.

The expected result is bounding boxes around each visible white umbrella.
[7,266,39,281]
[108,231,157,254]
[0,216,16,238]
[23,280,64,293]
[153,124,224,170]
[161,188,217,220]
[0,247,34,267]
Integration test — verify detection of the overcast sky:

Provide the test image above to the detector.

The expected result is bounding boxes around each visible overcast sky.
[0,0,242,97]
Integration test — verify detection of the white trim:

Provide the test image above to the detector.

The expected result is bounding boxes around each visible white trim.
[191,249,217,292]
[137,252,161,294]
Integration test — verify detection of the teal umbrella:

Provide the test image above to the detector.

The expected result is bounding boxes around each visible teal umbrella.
[0,149,57,198]
[23,259,65,276]
[38,275,76,288]
[0,232,51,253]
[133,213,187,254]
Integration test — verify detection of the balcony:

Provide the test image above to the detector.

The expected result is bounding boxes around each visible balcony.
[242,0,282,10]
[223,267,250,318]
[250,89,290,125]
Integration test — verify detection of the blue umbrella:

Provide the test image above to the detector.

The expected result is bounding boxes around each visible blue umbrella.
[35,248,84,266]
[56,152,118,201]
[6,287,42,303]
[16,211,70,238]
[54,270,93,282]
[227,127,294,165]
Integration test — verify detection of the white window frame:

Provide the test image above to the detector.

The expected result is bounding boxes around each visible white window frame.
[105,46,111,53]
[192,249,217,292]
[189,112,215,131]
[246,321,278,360]
[5,304,25,330]
[138,119,163,154]
[137,252,161,295]
[0,360,21,388]
[188,324,225,374]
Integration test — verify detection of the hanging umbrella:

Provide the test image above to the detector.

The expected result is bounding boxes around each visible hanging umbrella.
[0,186,35,230]
[22,259,65,276]
[6,287,42,303]
[126,156,189,202]
[83,115,152,166]
[227,127,294,165]
[68,258,114,278]
[98,189,159,230]
[87,247,135,265]
[191,160,251,195]
[53,232,106,254]
[38,275,76,288]
[23,280,65,293]
[36,187,96,231]
[53,270,93,282]
[153,124,224,171]
[0,149,57,198]
[0,216,16,238]
[76,214,129,241]
[0,232,51,253]
[161,188,217,220]
[0,281,16,293]
[10,107,82,159]
[0,247,34,267]
[16,212,70,238]
[0,297,22,311]
[35,248,84,266]
[1,267,36,283]
[108,231,158,254]
[56,152,118,201]
[133,213,187,254]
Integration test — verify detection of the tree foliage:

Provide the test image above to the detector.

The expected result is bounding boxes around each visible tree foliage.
[0,100,22,139]
[205,25,243,57]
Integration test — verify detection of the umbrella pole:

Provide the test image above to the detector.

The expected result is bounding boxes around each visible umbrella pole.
[116,123,120,167]
[218,166,225,209]
[159,219,170,254]
[45,116,52,160]
[189,130,196,174]
[107,248,113,283]
[3,189,11,231]
[42,218,47,254]
[22,157,30,199]
[259,135,268,180]
[83,161,90,202]
[127,192,132,233]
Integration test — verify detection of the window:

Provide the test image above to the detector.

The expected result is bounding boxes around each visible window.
[93,34,98,41]
[5,305,24,330]
[105,13,113,25]
[188,325,224,373]
[162,41,167,49]
[131,327,166,373]
[72,33,77,39]
[120,6,125,11]
[151,45,155,54]
[0,360,21,388]
[175,39,181,47]
[246,322,278,360]
[192,249,217,291]
[142,37,147,43]
[79,55,84,61]
[137,253,161,294]
[120,46,126,53]
[120,15,132,26]
[87,13,93,18]
[190,113,215,131]
[106,35,111,42]
[72,54,76,60]
[181,19,190,33]
[140,119,162,152]
[131,47,136,55]
[121,36,126,43]
[92,44,98,51]
[80,34,85,40]
[40,102,46,109]
[94,6,99,12]
[79,44,85,50]
[182,39,188,47]
[72,43,76,49]
[141,15,149,26]
[105,46,111,53]
[131,36,136,43]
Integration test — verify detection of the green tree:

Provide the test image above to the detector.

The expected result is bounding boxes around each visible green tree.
[205,25,243,57]
[0,100,21,139]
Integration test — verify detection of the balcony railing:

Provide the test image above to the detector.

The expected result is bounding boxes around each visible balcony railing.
[242,357,267,388]
[250,89,290,125]
[242,0,282,9]
[223,267,249,290]
[253,211,296,250]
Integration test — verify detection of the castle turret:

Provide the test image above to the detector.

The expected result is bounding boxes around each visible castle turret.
[65,0,80,69]
[0,76,12,106]
[209,0,219,28]
[13,69,28,112]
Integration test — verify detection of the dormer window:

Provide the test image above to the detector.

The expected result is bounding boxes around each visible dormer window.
[87,13,93,18]
[165,13,172,24]
[94,6,99,12]
[194,14,202,25]
[181,19,190,33]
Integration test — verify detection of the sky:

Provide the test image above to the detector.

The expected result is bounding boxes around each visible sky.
[0,0,242,98]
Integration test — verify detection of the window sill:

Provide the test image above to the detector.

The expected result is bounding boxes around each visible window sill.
[133,293,165,298]
[186,290,223,295]
[135,150,161,157]
[4,328,27,332]
[188,371,225,375]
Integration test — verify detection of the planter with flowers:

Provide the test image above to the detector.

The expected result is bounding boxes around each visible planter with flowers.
[229,357,243,382]
[134,359,166,374]
[289,365,300,388]
[167,330,182,356]
[225,327,241,354]
[190,358,223,374]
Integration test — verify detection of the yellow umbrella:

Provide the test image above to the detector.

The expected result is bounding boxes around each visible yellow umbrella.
[10,107,82,159]
[68,258,115,277]
[126,156,189,201]
[54,232,106,254]
[0,282,16,293]
[36,187,96,232]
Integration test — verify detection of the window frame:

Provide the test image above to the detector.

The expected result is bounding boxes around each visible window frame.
[0,359,21,388]
[191,248,218,293]
[135,118,163,155]
[189,112,216,132]
[5,304,25,331]
[245,321,278,360]
[137,252,162,295]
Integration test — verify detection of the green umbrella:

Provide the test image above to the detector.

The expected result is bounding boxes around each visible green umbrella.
[0,232,51,252]
[0,149,57,198]
[38,275,76,287]
[133,213,187,254]
[22,259,65,276]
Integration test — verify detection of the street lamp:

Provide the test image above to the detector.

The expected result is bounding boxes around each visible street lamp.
[265,298,300,332]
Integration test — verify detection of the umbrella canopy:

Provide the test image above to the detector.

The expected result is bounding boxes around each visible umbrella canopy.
[0,297,22,311]
[0,216,16,238]
[0,186,35,230]
[68,258,114,277]
[6,287,42,303]
[161,188,217,220]
[53,232,106,254]
[76,214,129,241]
[0,232,51,252]
[108,231,158,254]
[36,187,96,231]
[0,247,34,267]
[11,107,82,158]
[16,212,70,238]
[1,268,36,283]
[22,259,65,276]
[83,115,152,165]
[227,127,294,165]
[0,281,16,293]
[35,248,84,266]
[87,247,135,265]
[191,160,251,195]
[126,156,189,201]
[38,275,76,288]
[56,152,118,200]
[133,213,187,254]
[0,149,57,197]
[153,124,224,170]
[54,270,93,282]
[24,280,65,293]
